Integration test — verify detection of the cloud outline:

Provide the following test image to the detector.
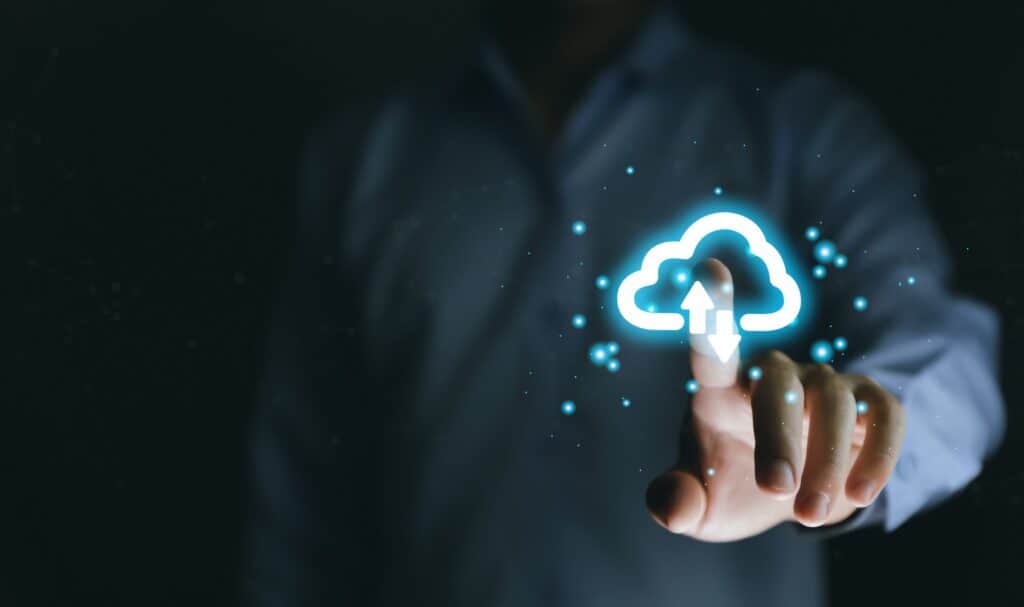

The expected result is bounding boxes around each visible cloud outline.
[616,211,802,332]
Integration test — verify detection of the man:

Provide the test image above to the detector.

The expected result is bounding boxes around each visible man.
[245,2,1004,605]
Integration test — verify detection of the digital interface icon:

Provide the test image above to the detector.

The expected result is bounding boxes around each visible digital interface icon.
[616,211,802,362]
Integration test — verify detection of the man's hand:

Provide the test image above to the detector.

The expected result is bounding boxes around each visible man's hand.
[645,259,906,541]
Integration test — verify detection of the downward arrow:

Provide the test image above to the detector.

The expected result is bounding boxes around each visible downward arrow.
[680,281,714,334]
[707,309,742,363]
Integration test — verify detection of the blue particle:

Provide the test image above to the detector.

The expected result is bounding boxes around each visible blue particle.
[607,358,621,373]
[810,340,834,363]
[853,296,869,312]
[706,467,716,477]
[561,400,576,415]
[748,366,763,381]
[686,379,699,394]
[571,314,587,329]
[621,397,631,408]
[589,343,609,365]
[625,165,635,175]
[606,341,619,355]
[784,390,799,404]
[595,275,610,290]
[805,226,821,241]
[713,186,723,196]
[572,220,587,235]
[833,336,848,352]
[674,271,689,284]
[813,240,837,263]
[834,254,848,268]
[856,401,869,415]
[646,304,657,312]
[907,276,916,285]
[812,264,827,279]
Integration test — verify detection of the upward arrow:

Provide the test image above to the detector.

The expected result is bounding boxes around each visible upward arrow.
[680,281,714,334]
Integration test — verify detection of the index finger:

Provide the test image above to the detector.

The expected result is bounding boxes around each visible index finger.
[688,258,740,388]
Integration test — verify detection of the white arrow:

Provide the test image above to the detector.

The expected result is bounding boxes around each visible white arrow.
[680,281,714,334]
[707,309,742,363]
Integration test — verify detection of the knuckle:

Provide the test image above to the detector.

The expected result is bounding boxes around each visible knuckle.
[803,364,841,394]
[804,363,835,384]
[810,362,836,378]
[845,373,871,385]
[857,375,884,392]
[760,349,792,369]
[873,393,906,426]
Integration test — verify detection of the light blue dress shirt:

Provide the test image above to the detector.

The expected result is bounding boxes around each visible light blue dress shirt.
[246,8,1004,606]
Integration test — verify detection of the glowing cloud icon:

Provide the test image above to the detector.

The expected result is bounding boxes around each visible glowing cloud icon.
[616,211,802,361]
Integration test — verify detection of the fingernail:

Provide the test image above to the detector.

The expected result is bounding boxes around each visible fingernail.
[797,491,831,522]
[850,479,876,504]
[759,459,795,493]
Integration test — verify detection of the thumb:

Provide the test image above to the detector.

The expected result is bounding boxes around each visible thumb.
[646,469,708,534]
[687,258,740,388]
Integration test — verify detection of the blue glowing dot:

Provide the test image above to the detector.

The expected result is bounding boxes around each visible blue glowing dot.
[810,340,834,363]
[685,379,699,394]
[571,314,587,329]
[595,275,610,290]
[813,240,837,263]
[706,467,716,477]
[625,165,635,175]
[572,220,587,235]
[561,400,576,415]
[606,341,619,355]
[713,186,723,196]
[834,254,848,268]
[833,336,848,352]
[805,226,821,241]
[589,343,609,365]
[907,276,916,285]
[675,271,689,284]
[812,264,827,279]
[748,366,763,381]
[856,401,869,415]
[621,397,631,408]
[646,304,657,312]
[784,390,799,404]
[607,358,621,373]
[853,296,869,312]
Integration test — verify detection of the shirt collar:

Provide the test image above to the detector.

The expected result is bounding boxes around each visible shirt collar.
[478,3,688,99]
[617,5,689,80]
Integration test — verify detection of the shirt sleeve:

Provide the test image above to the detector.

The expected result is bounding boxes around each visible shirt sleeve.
[784,74,1006,532]
[242,112,375,605]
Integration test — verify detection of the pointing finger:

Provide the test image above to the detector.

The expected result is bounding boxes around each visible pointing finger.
[688,258,740,388]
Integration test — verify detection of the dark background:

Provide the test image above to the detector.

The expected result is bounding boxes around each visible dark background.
[4,2,1023,605]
